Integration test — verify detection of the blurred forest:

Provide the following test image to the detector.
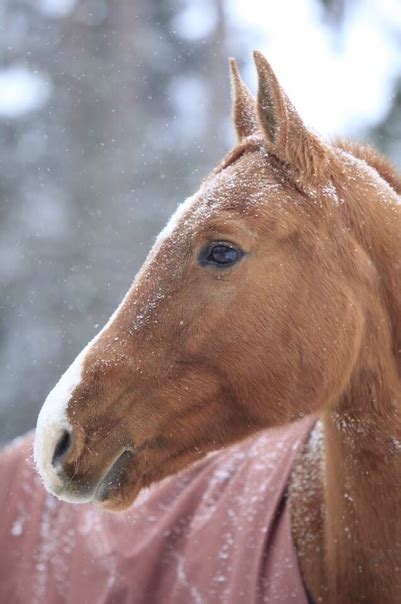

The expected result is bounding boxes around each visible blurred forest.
[1,0,401,443]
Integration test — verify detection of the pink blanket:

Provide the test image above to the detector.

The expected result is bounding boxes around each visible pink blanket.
[1,418,313,603]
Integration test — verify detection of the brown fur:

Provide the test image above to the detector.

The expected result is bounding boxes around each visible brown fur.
[290,138,401,603]
[46,53,401,602]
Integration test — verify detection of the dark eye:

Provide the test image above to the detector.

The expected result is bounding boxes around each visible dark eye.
[200,243,244,267]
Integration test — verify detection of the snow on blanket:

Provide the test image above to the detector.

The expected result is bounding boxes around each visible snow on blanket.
[0,418,314,604]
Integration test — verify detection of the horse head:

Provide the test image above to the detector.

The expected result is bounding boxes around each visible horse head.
[34,52,393,511]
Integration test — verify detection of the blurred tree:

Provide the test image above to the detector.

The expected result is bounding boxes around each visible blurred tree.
[368,79,401,162]
[315,0,401,167]
[319,0,347,26]
[0,0,232,442]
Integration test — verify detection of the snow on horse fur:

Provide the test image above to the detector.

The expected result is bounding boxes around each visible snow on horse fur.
[5,51,401,602]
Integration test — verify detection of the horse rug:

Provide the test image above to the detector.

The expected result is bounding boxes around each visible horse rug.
[0,417,314,603]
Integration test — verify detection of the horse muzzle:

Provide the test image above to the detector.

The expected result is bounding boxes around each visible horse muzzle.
[34,416,138,506]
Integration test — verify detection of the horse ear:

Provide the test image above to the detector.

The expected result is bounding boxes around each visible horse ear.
[229,58,258,141]
[253,51,327,181]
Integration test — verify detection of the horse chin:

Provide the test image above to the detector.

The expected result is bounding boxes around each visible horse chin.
[92,444,208,512]
[94,483,143,512]
[93,450,141,512]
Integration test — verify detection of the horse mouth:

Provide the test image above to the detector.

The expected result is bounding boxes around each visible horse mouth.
[93,449,137,506]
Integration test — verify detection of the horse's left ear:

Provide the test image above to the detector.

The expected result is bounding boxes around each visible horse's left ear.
[253,51,327,181]
[229,58,258,141]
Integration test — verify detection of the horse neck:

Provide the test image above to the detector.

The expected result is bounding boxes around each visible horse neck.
[322,160,401,601]
[292,282,401,604]
[322,332,401,601]
[291,156,401,603]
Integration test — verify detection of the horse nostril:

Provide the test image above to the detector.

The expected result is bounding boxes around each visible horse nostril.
[52,429,72,467]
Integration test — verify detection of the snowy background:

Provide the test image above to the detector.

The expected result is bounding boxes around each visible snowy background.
[1,0,401,443]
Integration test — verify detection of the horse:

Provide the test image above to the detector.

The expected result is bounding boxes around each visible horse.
[15,51,401,602]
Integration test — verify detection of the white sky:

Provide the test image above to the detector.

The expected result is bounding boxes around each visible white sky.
[230,0,401,136]
[1,0,400,137]
[177,0,401,137]
[0,66,51,119]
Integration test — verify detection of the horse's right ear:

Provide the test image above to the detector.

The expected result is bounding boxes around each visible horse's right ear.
[229,58,258,141]
[253,51,327,182]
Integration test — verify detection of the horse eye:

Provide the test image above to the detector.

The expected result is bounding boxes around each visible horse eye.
[200,243,243,267]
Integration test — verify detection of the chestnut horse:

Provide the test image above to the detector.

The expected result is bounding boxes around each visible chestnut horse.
[33,52,401,603]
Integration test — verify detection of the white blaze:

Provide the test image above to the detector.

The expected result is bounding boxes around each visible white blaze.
[34,346,88,496]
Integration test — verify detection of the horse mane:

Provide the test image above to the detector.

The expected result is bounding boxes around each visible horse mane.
[335,138,401,195]
[332,138,401,378]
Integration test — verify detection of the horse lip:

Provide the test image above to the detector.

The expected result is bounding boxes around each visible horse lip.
[93,449,135,503]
